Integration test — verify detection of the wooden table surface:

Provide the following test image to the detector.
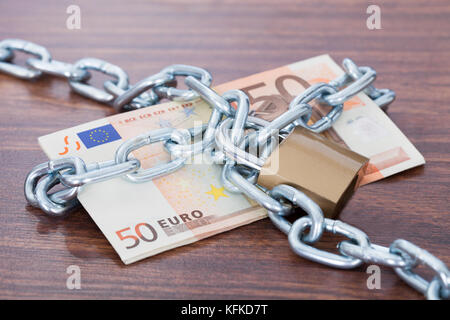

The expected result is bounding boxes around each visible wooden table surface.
[0,0,448,300]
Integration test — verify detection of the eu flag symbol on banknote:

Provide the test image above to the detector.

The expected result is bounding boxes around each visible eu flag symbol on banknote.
[77,124,121,149]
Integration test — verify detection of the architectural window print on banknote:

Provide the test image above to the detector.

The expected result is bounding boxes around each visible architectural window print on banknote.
[38,55,424,264]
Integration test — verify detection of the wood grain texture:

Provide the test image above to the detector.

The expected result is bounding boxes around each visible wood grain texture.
[0,0,449,299]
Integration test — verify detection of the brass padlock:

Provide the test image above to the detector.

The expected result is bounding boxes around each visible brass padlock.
[257,127,369,218]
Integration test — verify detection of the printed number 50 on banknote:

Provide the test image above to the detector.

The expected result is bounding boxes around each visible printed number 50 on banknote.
[38,55,424,264]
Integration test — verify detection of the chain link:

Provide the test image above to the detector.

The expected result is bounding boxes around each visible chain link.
[339,58,396,111]
[115,128,190,183]
[0,39,52,79]
[10,38,446,299]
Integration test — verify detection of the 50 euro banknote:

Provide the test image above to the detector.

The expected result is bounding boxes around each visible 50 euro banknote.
[38,54,424,264]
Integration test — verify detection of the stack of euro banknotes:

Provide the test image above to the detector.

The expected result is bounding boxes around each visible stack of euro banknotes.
[38,55,424,264]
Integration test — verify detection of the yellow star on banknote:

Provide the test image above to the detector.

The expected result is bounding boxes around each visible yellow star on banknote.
[205,184,228,200]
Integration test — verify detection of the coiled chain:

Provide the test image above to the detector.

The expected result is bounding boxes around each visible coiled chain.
[3,39,446,300]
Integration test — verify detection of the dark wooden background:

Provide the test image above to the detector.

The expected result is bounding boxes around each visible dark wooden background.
[0,0,448,300]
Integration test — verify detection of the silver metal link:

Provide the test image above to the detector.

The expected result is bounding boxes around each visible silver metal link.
[25,160,78,208]
[164,77,230,159]
[372,88,396,110]
[215,118,265,170]
[0,39,51,79]
[287,83,343,133]
[164,126,210,158]
[68,58,130,104]
[339,242,409,268]
[227,167,285,214]
[341,58,381,100]
[325,66,376,106]
[31,157,88,216]
[34,173,80,216]
[219,90,250,193]
[26,58,88,81]
[104,80,160,110]
[249,102,311,146]
[115,128,191,183]
[184,75,234,116]
[390,239,449,296]
[59,159,141,187]
[269,185,324,243]
[337,58,396,111]
[288,217,371,269]
[154,64,213,101]
[113,72,175,111]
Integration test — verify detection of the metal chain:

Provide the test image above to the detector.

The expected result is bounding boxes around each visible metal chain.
[0,39,212,111]
[10,38,446,299]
